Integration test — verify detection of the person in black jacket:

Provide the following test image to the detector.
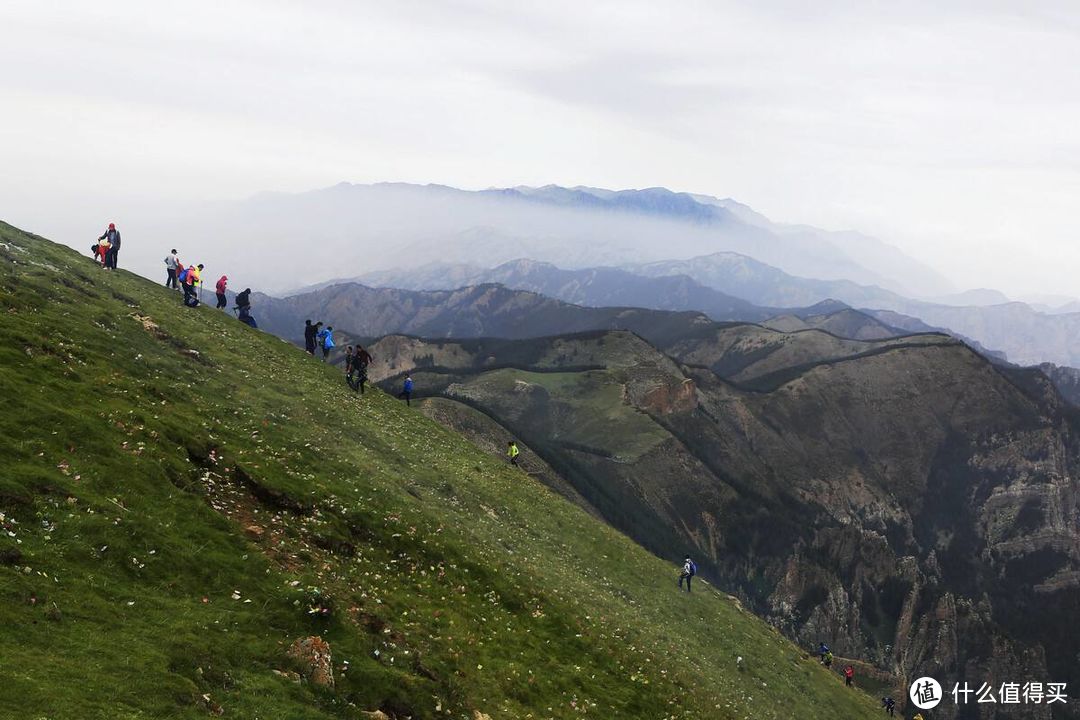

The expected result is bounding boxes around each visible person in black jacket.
[98,223,121,269]
[304,320,317,355]
[348,345,373,393]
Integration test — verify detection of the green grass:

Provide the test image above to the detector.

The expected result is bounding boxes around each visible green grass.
[0,222,881,719]
[446,368,669,461]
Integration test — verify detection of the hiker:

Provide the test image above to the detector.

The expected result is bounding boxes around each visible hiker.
[354,344,372,369]
[235,287,251,313]
[678,555,696,592]
[304,320,317,355]
[844,665,854,687]
[181,263,203,308]
[507,441,520,466]
[822,651,833,669]
[235,288,255,327]
[817,642,830,662]
[98,222,121,269]
[881,696,895,716]
[95,236,110,267]
[348,344,372,394]
[164,249,180,289]
[214,275,228,309]
[318,325,335,361]
[398,374,414,406]
[344,346,354,376]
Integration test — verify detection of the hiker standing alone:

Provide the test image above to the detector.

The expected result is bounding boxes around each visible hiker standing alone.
[844,665,854,687]
[164,249,180,289]
[215,275,228,309]
[507,441,521,466]
[398,374,414,406]
[99,223,121,270]
[678,555,696,592]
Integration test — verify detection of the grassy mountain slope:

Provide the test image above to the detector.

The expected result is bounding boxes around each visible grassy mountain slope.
[0,221,881,719]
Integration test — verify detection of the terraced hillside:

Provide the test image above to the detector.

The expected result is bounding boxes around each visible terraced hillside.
[0,221,881,719]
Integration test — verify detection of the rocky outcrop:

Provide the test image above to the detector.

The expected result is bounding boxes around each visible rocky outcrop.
[638,378,698,415]
[286,636,334,688]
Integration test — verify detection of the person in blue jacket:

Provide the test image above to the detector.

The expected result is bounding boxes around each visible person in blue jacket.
[316,325,335,361]
[398,374,414,406]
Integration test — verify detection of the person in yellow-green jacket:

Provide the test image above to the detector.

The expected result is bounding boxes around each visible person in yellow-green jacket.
[181,263,204,308]
[507,441,520,466]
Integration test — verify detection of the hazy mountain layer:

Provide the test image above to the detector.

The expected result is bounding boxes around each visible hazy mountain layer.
[148,182,949,297]
[630,252,1080,367]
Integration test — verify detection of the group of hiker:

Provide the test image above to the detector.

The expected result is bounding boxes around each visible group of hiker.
[88,223,254,327]
[303,320,337,360]
[162,248,253,325]
[302,319,379,396]
[169,254,253,322]
[344,344,373,394]
[163,248,246,313]
[814,643,898,713]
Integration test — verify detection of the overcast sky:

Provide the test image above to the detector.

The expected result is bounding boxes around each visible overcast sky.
[3,1,1080,299]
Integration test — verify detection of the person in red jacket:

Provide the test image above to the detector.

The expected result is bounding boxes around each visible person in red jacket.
[215,275,228,309]
[844,665,854,687]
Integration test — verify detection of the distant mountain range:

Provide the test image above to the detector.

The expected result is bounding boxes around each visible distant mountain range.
[352,254,1080,368]
[251,283,717,348]
[156,182,952,297]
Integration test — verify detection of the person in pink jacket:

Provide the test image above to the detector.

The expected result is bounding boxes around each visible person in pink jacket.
[215,275,228,310]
